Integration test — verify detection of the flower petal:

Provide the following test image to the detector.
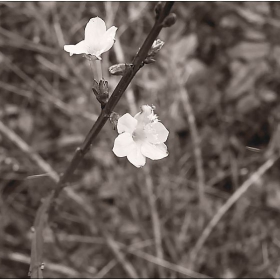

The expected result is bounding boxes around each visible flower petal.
[134,105,154,126]
[85,17,106,53]
[117,113,138,134]
[141,142,168,160]
[127,146,146,168]
[64,40,88,56]
[113,133,136,157]
[98,26,118,55]
[145,122,169,144]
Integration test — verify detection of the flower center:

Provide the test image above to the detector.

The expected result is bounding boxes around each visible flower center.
[132,126,146,143]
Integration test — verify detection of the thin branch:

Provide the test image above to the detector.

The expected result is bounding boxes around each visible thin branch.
[112,24,139,115]
[118,243,211,279]
[111,7,164,275]
[177,67,208,218]
[0,119,93,215]
[0,121,59,182]
[0,252,80,278]
[107,5,165,276]
[190,154,279,263]
[2,61,97,122]
[0,26,57,54]
[103,233,139,279]
[177,213,191,250]
[52,2,175,199]
[90,216,139,279]
[28,2,175,277]
[144,167,165,277]
[93,259,117,279]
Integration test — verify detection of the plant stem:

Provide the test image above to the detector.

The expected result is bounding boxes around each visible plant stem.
[189,154,279,265]
[30,2,175,277]
[52,0,174,202]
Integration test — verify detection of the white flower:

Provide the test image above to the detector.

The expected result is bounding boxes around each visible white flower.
[64,17,117,60]
[113,105,169,168]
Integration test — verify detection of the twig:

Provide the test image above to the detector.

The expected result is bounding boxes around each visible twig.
[108,3,165,276]
[92,216,139,279]
[0,26,57,55]
[29,195,52,278]
[177,213,191,250]
[93,259,117,279]
[177,67,208,217]
[0,119,93,217]
[52,1,175,199]
[0,120,59,182]
[111,15,139,115]
[144,167,165,277]
[190,154,279,263]
[0,252,80,278]
[113,38,139,115]
[118,243,211,279]
[103,232,139,279]
[46,233,104,244]
[29,2,175,277]
[1,62,97,122]
[111,5,164,275]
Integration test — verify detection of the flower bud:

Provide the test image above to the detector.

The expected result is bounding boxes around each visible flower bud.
[148,39,165,57]
[109,111,120,130]
[109,63,132,76]
[99,80,109,97]
[155,2,163,19]
[98,80,109,107]
[92,79,109,108]
[162,13,177,27]
[92,79,100,96]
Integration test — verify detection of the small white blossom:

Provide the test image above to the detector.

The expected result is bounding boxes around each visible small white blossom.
[113,105,169,168]
[64,17,117,60]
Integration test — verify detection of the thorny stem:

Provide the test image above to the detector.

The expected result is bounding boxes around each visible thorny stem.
[30,2,175,277]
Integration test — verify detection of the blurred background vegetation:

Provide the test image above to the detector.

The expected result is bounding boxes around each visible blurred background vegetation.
[1,1,280,278]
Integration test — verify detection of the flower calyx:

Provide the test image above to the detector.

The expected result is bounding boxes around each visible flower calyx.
[109,63,133,76]
[144,39,165,65]
[92,79,109,109]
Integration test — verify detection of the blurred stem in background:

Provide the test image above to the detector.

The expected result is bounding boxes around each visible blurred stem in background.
[108,4,165,275]
[177,66,209,223]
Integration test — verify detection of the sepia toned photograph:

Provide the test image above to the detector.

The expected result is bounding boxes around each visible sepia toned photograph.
[1,1,280,278]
